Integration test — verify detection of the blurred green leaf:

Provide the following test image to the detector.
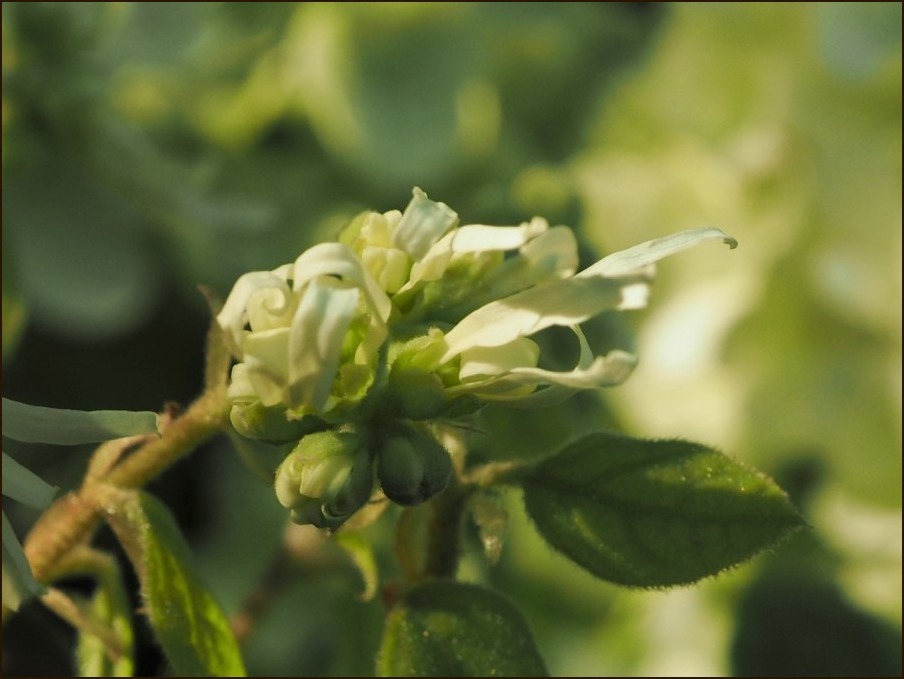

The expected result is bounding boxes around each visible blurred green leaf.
[1,451,57,508]
[522,433,804,587]
[103,490,246,677]
[1,511,43,612]
[731,573,903,677]
[75,565,134,677]
[333,531,379,602]
[1,398,158,445]
[377,580,548,677]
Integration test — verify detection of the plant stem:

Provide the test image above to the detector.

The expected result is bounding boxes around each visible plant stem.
[23,387,230,587]
[423,478,467,579]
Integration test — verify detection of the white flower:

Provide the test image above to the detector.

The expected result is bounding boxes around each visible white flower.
[217,242,391,414]
[434,227,738,406]
[218,187,737,419]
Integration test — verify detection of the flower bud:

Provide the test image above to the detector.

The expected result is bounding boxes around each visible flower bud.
[376,425,453,506]
[384,367,447,421]
[274,430,374,530]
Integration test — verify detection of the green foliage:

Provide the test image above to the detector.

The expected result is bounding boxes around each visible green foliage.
[377,580,548,677]
[75,568,134,677]
[1,398,159,445]
[731,573,903,677]
[522,433,804,587]
[103,490,246,677]
[2,2,899,677]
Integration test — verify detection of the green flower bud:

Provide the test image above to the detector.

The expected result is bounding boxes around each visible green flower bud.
[385,367,447,421]
[274,430,374,530]
[377,425,453,506]
[230,401,327,443]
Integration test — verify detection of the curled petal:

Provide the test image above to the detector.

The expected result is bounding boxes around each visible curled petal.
[446,326,637,406]
[287,279,360,411]
[216,271,292,350]
[581,227,738,278]
[291,243,391,322]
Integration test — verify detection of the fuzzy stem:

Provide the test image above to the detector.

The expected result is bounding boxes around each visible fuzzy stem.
[22,387,229,588]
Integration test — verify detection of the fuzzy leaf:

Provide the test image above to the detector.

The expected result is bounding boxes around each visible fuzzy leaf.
[522,433,804,587]
[1,398,159,445]
[75,572,134,677]
[377,580,547,677]
[102,489,246,676]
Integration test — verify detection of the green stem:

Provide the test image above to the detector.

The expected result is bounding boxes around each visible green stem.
[423,478,468,579]
[23,387,230,587]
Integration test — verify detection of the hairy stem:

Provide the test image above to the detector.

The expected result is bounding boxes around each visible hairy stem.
[23,387,230,587]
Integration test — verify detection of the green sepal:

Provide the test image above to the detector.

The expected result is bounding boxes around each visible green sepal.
[101,489,246,676]
[377,580,548,677]
[229,401,326,443]
[522,432,805,587]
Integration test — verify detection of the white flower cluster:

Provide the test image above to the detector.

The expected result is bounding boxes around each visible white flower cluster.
[217,188,736,418]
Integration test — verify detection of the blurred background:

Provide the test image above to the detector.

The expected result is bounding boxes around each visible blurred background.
[2,3,901,676]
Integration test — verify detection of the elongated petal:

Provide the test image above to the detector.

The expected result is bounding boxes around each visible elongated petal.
[392,188,458,260]
[287,280,360,411]
[580,227,738,278]
[447,325,638,406]
[1,399,160,445]
[292,243,391,317]
[216,271,292,349]
[402,218,558,292]
[448,217,548,253]
[448,350,637,403]
[440,274,649,362]
[2,512,42,611]
[2,452,57,509]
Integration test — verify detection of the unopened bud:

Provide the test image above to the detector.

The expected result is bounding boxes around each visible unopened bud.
[376,425,452,506]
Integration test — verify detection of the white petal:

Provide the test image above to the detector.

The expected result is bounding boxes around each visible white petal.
[225,363,257,403]
[291,242,391,323]
[216,270,292,349]
[360,210,402,248]
[459,338,540,381]
[392,187,458,260]
[448,217,548,253]
[243,327,291,383]
[440,273,649,362]
[287,279,360,411]
[361,246,411,293]
[580,227,738,278]
[519,225,579,279]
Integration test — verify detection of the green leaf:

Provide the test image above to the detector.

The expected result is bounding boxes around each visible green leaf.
[2,452,58,509]
[334,531,379,601]
[102,489,246,677]
[521,433,804,587]
[1,511,43,611]
[1,398,159,444]
[377,580,548,677]
[75,569,134,677]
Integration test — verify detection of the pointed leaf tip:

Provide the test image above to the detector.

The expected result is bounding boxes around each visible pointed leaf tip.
[522,433,803,588]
